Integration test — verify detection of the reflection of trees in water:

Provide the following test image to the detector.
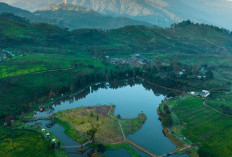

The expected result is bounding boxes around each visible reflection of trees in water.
[142,81,178,98]
[52,78,179,109]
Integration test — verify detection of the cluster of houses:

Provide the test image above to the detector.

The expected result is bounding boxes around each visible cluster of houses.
[190,90,210,98]
[106,54,153,67]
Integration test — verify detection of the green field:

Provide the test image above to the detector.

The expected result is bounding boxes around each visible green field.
[0,53,107,78]
[166,95,232,157]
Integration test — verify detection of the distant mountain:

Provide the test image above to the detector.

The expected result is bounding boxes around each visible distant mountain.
[0,0,61,11]
[0,0,181,27]
[35,3,151,29]
[0,2,150,29]
[0,2,54,24]
[2,0,232,30]
[68,0,181,26]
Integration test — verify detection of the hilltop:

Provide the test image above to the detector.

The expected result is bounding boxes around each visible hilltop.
[0,15,231,56]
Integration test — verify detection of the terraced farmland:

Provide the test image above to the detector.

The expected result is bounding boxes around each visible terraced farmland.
[168,95,232,157]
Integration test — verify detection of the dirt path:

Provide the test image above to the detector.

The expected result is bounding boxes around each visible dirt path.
[118,120,126,141]
[203,101,232,116]
[107,106,126,141]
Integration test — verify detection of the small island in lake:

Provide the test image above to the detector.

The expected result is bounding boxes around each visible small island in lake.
[55,105,146,144]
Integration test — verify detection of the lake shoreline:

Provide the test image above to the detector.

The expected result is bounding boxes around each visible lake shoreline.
[157,102,198,157]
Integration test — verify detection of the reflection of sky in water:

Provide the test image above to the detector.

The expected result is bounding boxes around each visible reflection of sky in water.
[34,84,188,156]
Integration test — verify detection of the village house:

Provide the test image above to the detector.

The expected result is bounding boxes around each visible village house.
[190,90,210,98]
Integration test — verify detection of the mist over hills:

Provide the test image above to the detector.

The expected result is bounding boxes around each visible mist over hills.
[1,0,231,30]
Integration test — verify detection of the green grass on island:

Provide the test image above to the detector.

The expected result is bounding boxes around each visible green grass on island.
[164,95,232,157]
[55,105,146,144]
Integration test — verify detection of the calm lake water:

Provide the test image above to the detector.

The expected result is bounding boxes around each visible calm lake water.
[32,82,188,157]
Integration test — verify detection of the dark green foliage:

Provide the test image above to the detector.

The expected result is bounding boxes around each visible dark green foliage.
[198,144,216,157]
[0,13,29,23]
[220,105,232,114]
[161,104,173,127]
[86,127,97,142]
[96,144,106,153]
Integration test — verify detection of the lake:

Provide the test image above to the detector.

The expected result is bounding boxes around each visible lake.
[32,81,188,157]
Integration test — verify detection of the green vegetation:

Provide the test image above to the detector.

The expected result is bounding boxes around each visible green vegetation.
[205,92,232,115]
[55,105,146,144]
[0,53,107,78]
[159,104,173,127]
[1,14,232,157]
[1,15,232,119]
[120,113,146,136]
[0,129,56,157]
[165,95,232,157]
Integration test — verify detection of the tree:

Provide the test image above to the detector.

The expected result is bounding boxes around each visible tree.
[117,114,121,119]
[51,142,56,150]
[86,124,97,143]
[57,141,61,148]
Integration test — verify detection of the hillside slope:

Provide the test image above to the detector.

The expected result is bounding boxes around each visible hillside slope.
[0,15,231,56]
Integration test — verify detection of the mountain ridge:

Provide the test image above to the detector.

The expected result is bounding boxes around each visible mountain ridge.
[1,0,232,30]
[0,2,151,29]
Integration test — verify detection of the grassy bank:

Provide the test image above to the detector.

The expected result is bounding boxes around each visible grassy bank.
[54,118,87,144]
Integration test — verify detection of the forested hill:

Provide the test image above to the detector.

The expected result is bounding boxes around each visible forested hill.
[1,14,232,56]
